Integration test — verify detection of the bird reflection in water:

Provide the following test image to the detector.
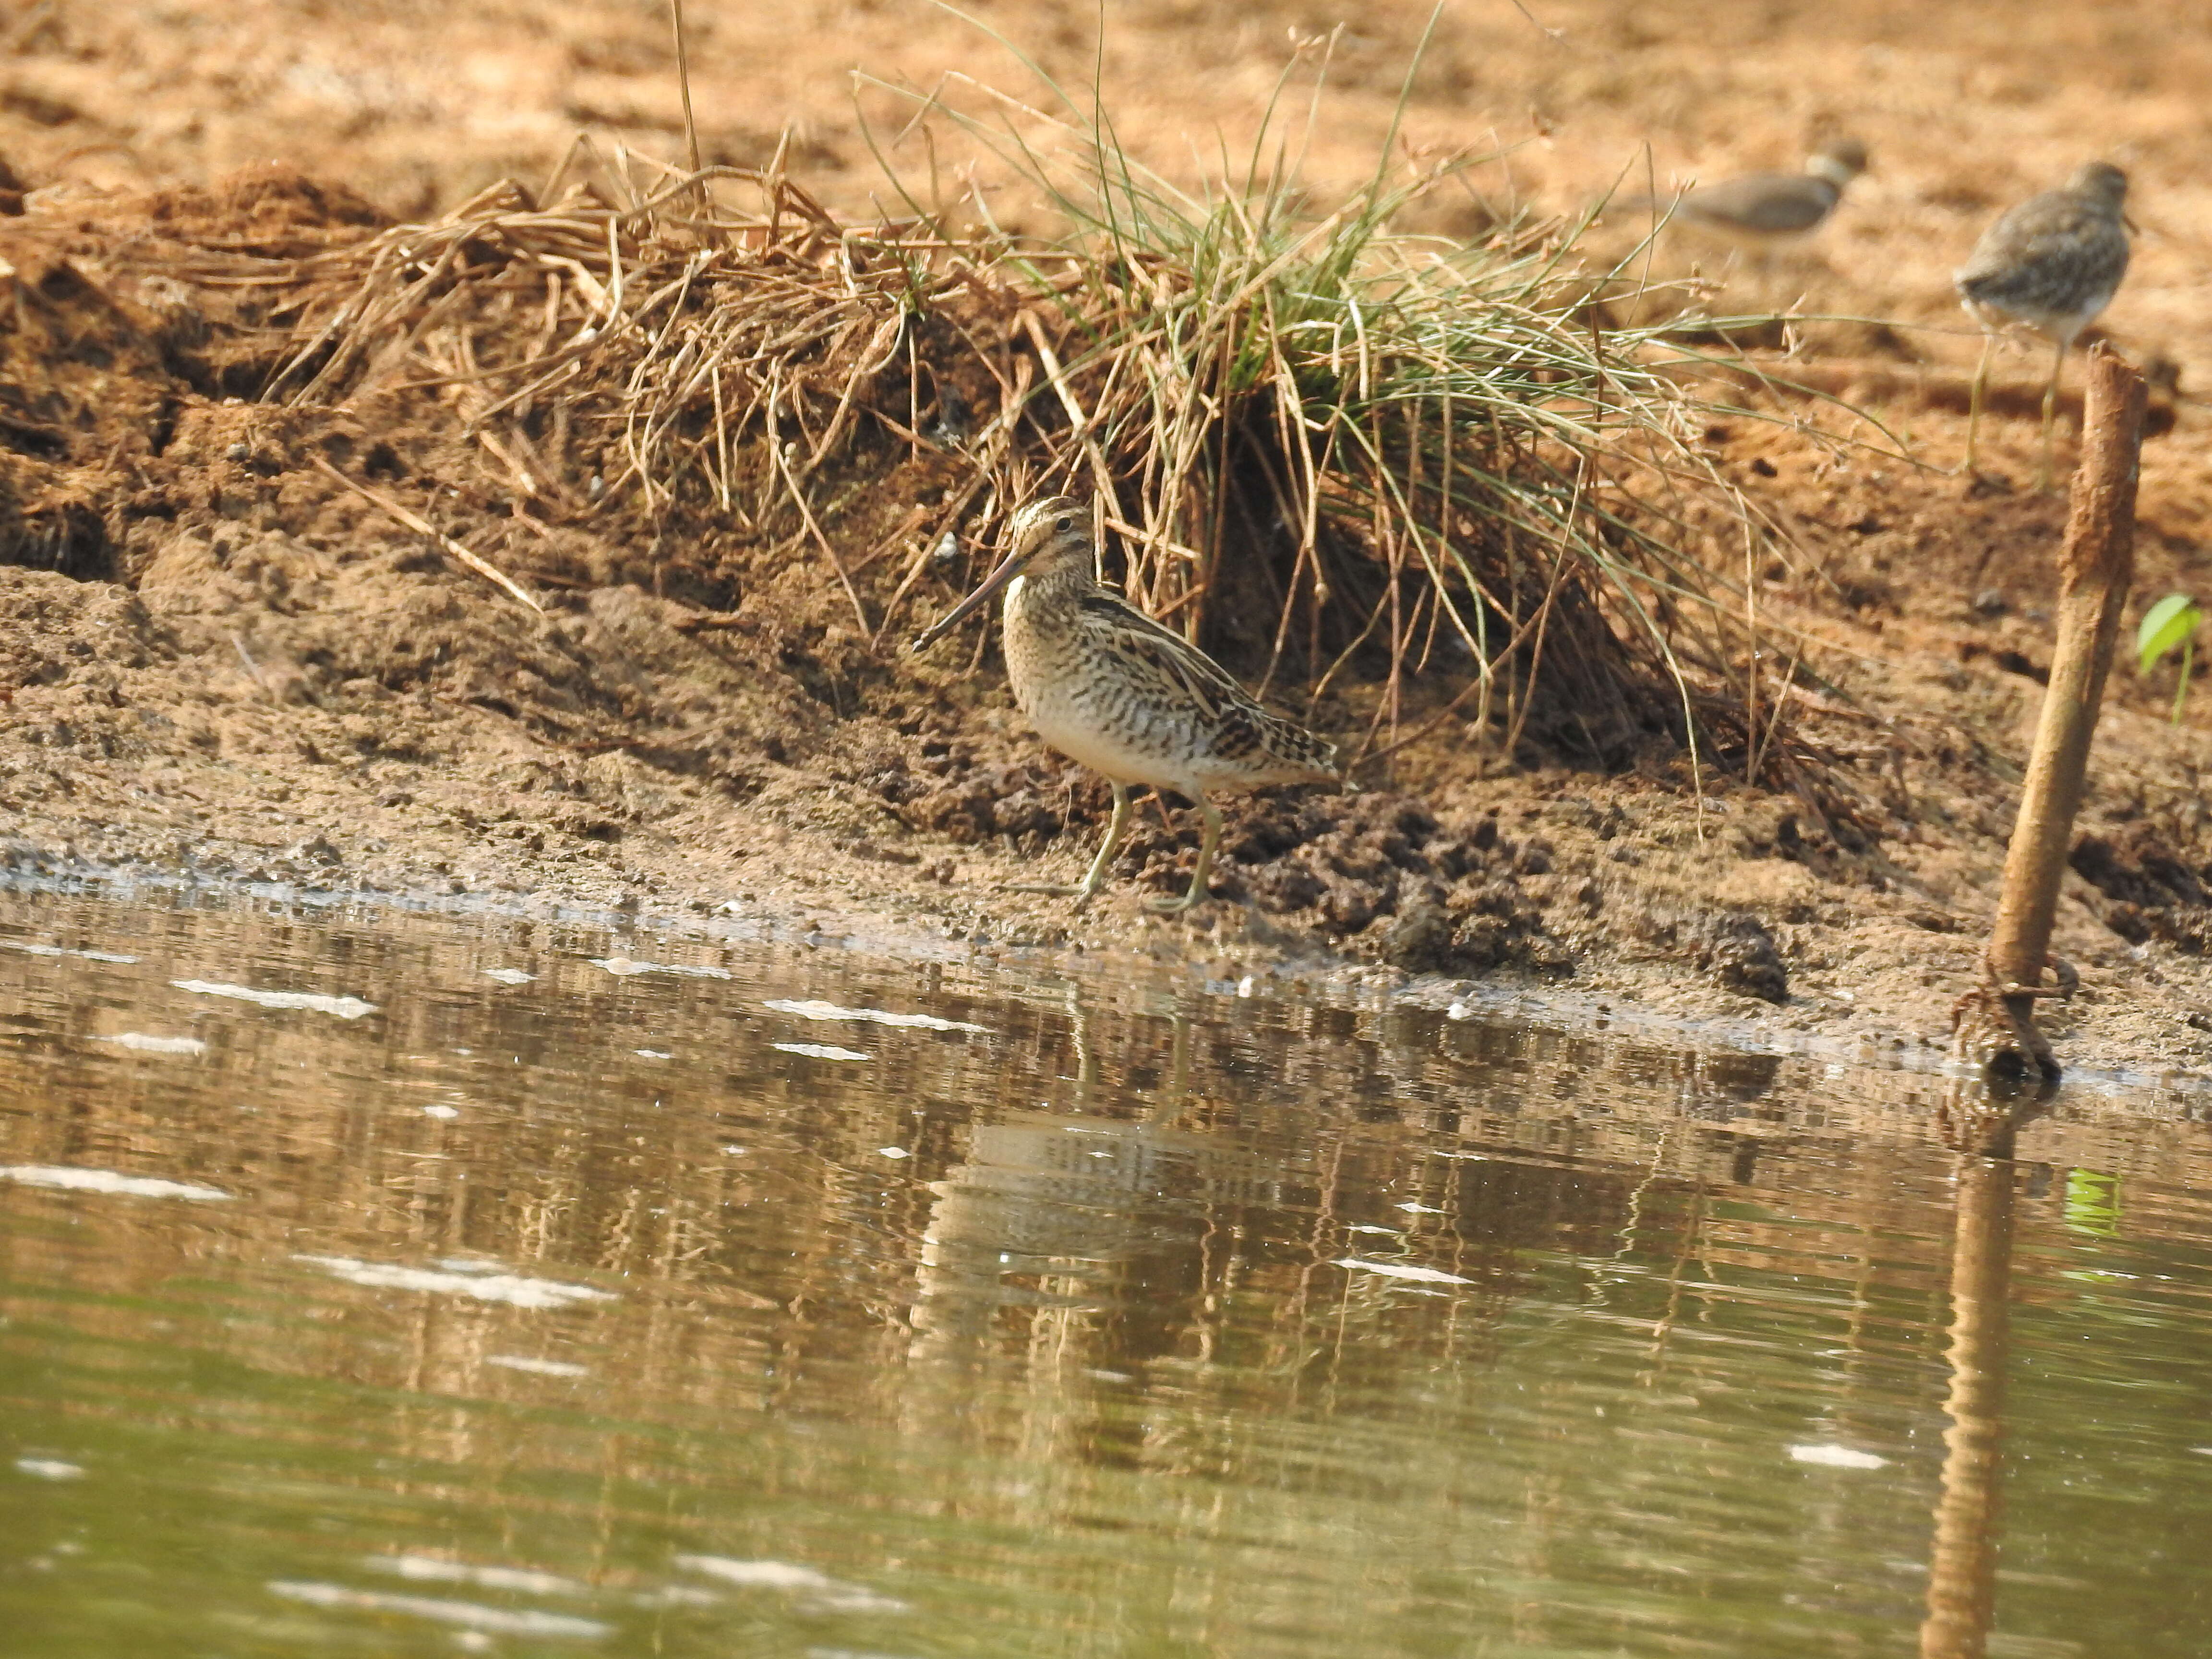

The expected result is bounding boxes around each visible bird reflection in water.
[902,994,1244,1431]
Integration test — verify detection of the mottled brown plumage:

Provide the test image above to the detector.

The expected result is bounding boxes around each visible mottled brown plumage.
[1955,161,2132,486]
[914,496,1338,911]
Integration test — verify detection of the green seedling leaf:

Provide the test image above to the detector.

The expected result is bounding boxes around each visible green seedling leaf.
[2136,593,2201,673]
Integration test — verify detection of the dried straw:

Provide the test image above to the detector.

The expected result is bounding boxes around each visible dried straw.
[183,49,1831,787]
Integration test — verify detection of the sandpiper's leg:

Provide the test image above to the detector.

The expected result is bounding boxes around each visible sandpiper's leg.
[1002,781,1130,902]
[2036,336,2066,492]
[1964,332,1993,476]
[1146,792,1223,914]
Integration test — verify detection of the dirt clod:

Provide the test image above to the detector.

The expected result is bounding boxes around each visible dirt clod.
[1695,912,1791,1004]
[2070,827,2212,952]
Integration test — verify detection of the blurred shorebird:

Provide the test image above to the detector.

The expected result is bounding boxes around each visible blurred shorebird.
[1647,138,1868,255]
[1955,161,2132,487]
[913,496,1338,913]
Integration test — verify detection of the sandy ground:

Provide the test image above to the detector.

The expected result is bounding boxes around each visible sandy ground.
[4,0,2212,1082]
[13,0,2212,382]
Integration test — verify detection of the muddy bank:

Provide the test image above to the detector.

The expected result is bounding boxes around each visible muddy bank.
[0,159,2209,1079]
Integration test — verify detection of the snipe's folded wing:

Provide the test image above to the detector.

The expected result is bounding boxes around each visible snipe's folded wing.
[1077,592,1257,721]
[1077,591,1336,773]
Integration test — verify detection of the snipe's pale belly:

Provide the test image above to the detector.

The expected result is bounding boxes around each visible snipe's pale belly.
[1020,682,1206,794]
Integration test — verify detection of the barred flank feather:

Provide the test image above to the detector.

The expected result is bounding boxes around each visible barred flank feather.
[990,497,1338,800]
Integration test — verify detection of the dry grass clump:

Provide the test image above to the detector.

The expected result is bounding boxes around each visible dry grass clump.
[261,147,958,637]
[239,46,1820,787]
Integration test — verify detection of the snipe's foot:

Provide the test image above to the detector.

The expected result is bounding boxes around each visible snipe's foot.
[1143,886,1213,915]
[999,880,1106,911]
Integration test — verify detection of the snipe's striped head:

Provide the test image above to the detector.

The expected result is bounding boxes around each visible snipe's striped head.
[913,495,1092,649]
[999,496,1092,575]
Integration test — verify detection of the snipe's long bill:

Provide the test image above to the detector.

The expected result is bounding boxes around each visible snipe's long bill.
[913,497,1338,913]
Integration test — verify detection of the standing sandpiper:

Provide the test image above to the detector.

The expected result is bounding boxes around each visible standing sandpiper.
[1656,138,1868,254]
[913,496,1339,913]
[1955,161,2132,488]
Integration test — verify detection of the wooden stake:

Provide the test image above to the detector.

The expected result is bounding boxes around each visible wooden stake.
[1964,346,2146,1077]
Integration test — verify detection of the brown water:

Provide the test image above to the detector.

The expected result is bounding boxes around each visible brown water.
[0,886,2208,1657]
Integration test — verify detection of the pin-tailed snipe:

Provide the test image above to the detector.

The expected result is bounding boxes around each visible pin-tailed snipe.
[913,496,1339,912]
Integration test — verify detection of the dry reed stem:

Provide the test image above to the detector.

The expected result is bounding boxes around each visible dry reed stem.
[312,457,544,614]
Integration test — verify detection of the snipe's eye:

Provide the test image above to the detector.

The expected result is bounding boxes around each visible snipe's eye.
[1054,515,1073,533]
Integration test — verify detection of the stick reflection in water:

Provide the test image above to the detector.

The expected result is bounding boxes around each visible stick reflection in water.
[1922,1082,2052,1659]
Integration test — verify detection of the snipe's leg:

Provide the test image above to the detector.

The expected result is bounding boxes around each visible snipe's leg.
[1964,332,1993,476]
[1146,792,1223,914]
[2036,336,2066,492]
[1002,781,1131,904]
[1075,782,1133,902]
